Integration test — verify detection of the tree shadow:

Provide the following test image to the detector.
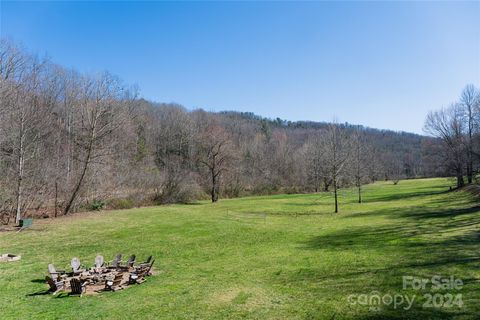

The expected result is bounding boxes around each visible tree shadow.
[278,197,480,319]
[30,278,47,284]
[303,204,480,254]
[351,307,470,320]
[53,292,81,298]
[26,290,51,296]
[363,189,451,203]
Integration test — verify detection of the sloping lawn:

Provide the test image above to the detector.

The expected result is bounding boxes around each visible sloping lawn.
[1,178,479,319]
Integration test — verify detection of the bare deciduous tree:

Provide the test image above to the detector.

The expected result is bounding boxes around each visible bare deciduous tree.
[460,84,480,184]
[0,37,458,224]
[197,124,234,202]
[351,129,371,203]
[424,104,466,188]
[63,73,135,214]
[0,44,53,223]
[320,122,351,213]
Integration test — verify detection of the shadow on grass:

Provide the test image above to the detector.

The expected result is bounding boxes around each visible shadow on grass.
[53,292,83,298]
[362,189,451,203]
[181,202,204,206]
[399,205,480,220]
[26,290,51,296]
[282,187,453,209]
[351,307,470,320]
[30,278,47,284]
[303,204,480,256]
[282,199,480,319]
[344,199,480,221]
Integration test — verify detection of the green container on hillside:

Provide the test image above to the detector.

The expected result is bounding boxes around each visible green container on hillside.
[19,218,33,228]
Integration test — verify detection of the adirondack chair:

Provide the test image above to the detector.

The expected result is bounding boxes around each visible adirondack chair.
[95,255,105,268]
[119,254,135,270]
[71,257,85,275]
[126,254,136,268]
[109,254,122,269]
[48,263,66,281]
[135,259,155,282]
[138,255,152,268]
[145,259,154,276]
[128,272,139,284]
[104,272,124,291]
[69,278,87,297]
[45,276,64,294]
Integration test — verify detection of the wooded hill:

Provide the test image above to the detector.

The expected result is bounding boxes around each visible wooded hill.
[0,39,448,223]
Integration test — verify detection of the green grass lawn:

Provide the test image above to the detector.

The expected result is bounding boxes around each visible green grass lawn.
[1,178,479,319]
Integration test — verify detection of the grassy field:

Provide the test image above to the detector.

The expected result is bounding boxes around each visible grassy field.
[1,178,479,319]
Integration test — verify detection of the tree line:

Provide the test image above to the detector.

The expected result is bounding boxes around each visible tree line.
[424,84,480,188]
[0,39,449,223]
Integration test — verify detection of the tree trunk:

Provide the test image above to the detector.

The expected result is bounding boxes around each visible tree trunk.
[333,178,338,213]
[467,160,473,184]
[358,184,362,204]
[15,118,25,225]
[15,162,23,224]
[64,138,93,215]
[54,180,58,218]
[323,178,330,192]
[211,170,218,202]
[467,108,473,184]
[457,174,464,188]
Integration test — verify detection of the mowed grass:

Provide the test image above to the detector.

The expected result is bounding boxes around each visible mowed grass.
[1,178,479,319]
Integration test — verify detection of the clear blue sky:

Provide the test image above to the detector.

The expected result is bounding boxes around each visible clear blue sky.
[1,1,479,133]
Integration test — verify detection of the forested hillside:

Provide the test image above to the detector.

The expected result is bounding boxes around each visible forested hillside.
[0,39,453,223]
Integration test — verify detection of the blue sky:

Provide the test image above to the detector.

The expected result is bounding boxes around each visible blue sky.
[1,1,479,134]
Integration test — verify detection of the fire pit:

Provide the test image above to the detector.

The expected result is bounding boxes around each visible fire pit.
[46,254,155,296]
